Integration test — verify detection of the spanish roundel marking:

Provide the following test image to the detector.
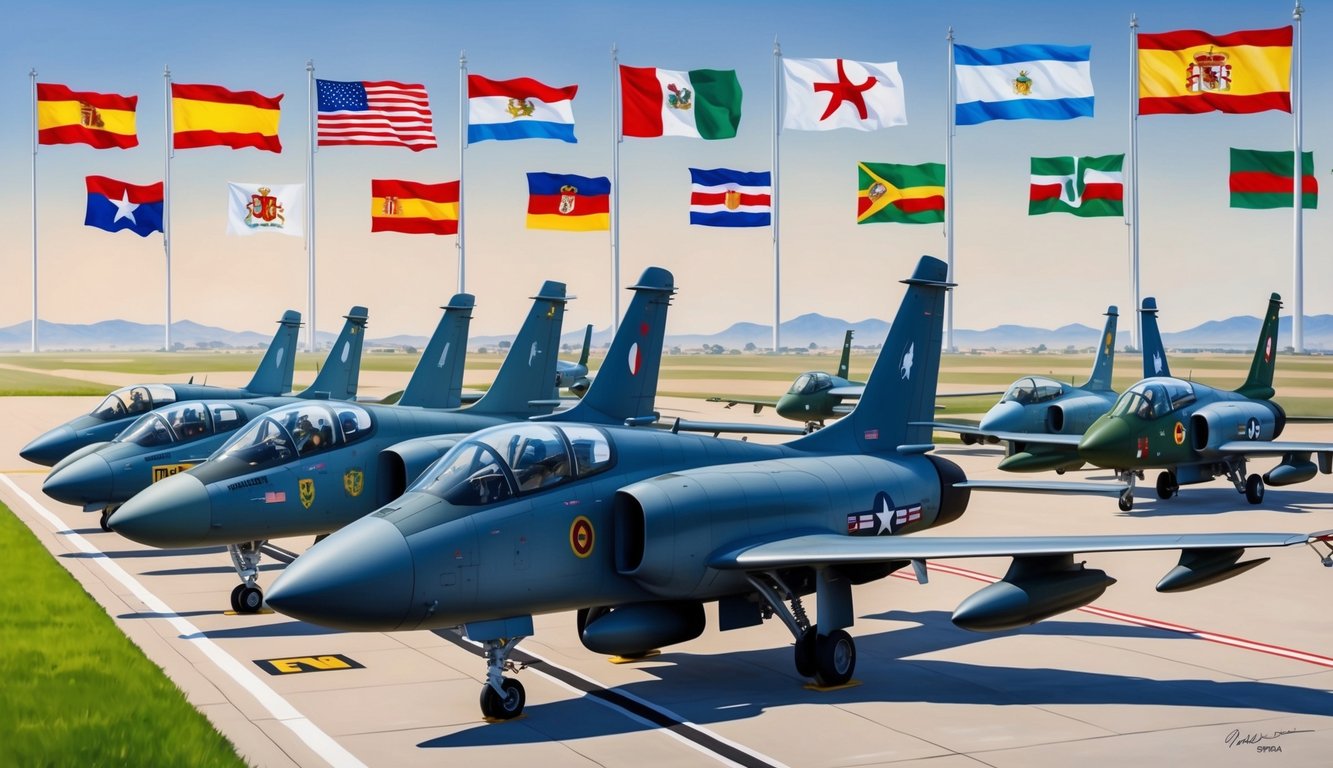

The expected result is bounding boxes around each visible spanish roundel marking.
[570,515,594,558]
[628,342,641,376]
[1173,421,1185,445]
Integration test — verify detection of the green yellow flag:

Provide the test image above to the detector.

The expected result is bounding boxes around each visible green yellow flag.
[857,162,945,224]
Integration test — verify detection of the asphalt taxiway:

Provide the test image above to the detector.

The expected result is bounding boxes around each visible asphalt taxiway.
[4,394,1332,767]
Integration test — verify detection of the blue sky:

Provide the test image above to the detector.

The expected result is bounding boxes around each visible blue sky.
[1,0,1327,341]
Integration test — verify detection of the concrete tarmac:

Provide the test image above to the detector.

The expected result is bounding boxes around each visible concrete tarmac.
[3,394,1332,767]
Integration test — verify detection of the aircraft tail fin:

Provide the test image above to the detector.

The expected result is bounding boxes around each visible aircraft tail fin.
[468,282,567,416]
[243,310,302,395]
[1237,293,1282,400]
[837,330,854,379]
[398,295,475,409]
[577,324,593,367]
[792,256,949,454]
[1139,298,1171,379]
[1081,306,1118,391]
[299,307,368,401]
[550,268,675,425]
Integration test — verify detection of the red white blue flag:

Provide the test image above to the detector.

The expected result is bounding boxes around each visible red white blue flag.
[468,74,577,143]
[688,168,771,227]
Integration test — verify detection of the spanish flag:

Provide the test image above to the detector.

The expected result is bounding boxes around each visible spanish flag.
[172,83,282,152]
[526,172,610,231]
[1138,27,1291,115]
[37,84,138,149]
[371,180,459,235]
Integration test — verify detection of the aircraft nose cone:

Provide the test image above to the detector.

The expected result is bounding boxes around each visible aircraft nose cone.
[43,453,113,506]
[21,425,78,467]
[108,474,212,548]
[1079,418,1130,467]
[775,395,802,421]
[266,517,415,631]
[979,401,1024,433]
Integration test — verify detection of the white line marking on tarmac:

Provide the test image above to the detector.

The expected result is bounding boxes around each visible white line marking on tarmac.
[0,474,366,768]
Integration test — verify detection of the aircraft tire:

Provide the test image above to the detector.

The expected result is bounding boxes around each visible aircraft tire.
[99,508,113,532]
[814,629,856,687]
[480,678,525,720]
[236,586,264,613]
[229,584,244,613]
[1118,489,1134,512]
[1155,471,1178,500]
[794,627,817,678]
[1245,474,1265,505]
[961,434,977,446]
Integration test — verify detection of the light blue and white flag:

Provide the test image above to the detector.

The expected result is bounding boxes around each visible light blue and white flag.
[954,43,1093,125]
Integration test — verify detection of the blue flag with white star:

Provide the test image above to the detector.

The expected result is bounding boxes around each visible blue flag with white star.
[85,175,164,237]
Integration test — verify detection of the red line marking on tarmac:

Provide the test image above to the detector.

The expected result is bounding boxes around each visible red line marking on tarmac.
[894,560,1333,668]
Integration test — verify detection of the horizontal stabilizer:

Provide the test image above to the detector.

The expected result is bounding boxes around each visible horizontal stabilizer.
[956,479,1128,496]
[650,418,807,437]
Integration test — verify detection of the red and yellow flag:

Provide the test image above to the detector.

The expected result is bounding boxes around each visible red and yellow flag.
[172,83,282,152]
[37,84,138,149]
[1138,27,1291,115]
[371,180,459,235]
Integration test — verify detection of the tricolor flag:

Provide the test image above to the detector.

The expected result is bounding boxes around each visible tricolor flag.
[1230,149,1317,209]
[688,168,770,227]
[84,176,162,237]
[316,79,436,151]
[371,179,460,234]
[226,182,304,237]
[1138,27,1292,115]
[857,162,945,224]
[172,83,283,152]
[526,173,609,231]
[1028,155,1124,217]
[620,66,741,139]
[783,58,906,131]
[954,43,1093,125]
[37,84,138,149]
[468,74,577,143]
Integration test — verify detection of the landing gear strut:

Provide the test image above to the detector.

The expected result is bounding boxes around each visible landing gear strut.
[227,540,265,613]
[747,572,856,687]
[1223,459,1265,505]
[479,637,528,720]
[1114,470,1143,511]
[98,504,120,532]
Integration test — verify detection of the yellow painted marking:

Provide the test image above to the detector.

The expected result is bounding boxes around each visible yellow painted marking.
[608,649,662,664]
[802,679,863,692]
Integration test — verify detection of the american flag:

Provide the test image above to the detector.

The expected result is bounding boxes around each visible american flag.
[316,79,436,151]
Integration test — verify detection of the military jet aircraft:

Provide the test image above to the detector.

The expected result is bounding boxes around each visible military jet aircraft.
[555,324,594,397]
[110,272,680,613]
[42,300,468,530]
[20,309,307,466]
[264,255,1330,721]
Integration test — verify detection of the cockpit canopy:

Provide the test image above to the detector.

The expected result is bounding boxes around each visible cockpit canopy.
[410,423,613,506]
[788,372,833,396]
[114,401,252,448]
[92,384,176,420]
[1000,376,1066,406]
[1109,377,1196,420]
[216,403,373,469]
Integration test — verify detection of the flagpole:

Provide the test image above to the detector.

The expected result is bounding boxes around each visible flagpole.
[772,38,782,353]
[163,66,173,353]
[1291,1,1304,354]
[944,28,956,353]
[306,60,318,353]
[458,51,467,293]
[610,43,622,334]
[30,68,38,353]
[1128,14,1142,351]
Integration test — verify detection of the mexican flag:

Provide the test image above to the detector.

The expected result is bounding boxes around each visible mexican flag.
[857,162,945,224]
[1230,148,1318,209]
[1029,154,1124,217]
[620,66,741,139]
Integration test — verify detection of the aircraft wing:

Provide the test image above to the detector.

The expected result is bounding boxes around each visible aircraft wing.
[935,390,1005,398]
[915,421,1083,447]
[956,479,1129,495]
[1215,440,1333,456]
[827,386,864,399]
[708,531,1317,571]
[651,418,807,437]
[706,396,778,415]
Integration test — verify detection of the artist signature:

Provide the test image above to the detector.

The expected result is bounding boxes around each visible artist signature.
[1224,728,1314,750]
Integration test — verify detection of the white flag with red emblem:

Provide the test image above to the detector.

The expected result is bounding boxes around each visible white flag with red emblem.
[782,58,907,131]
[226,182,304,237]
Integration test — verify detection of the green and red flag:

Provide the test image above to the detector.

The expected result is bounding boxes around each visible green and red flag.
[1230,148,1317,209]
[1029,154,1124,217]
[856,162,945,224]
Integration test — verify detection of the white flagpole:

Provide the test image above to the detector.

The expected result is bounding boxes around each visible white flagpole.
[164,66,173,352]
[772,38,782,353]
[944,28,956,353]
[30,68,38,353]
[306,61,318,352]
[1292,1,1304,353]
[1128,15,1142,351]
[610,43,621,333]
[458,51,467,293]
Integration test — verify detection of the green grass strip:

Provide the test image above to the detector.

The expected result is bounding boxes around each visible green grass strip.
[0,369,114,397]
[0,503,245,767]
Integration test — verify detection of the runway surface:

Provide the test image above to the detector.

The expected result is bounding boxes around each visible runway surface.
[4,395,1333,767]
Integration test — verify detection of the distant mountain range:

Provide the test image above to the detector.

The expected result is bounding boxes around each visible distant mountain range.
[3,312,1331,353]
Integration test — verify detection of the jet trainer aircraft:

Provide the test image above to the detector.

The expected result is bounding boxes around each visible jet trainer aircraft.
[20,309,307,466]
[709,330,861,428]
[42,300,466,529]
[554,324,594,397]
[265,256,1330,721]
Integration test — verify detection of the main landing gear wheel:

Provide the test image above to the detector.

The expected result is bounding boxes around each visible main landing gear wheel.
[99,507,114,532]
[1245,474,1265,505]
[814,629,856,687]
[794,627,818,678]
[961,434,977,446]
[230,584,263,613]
[1118,488,1134,512]
[1156,471,1179,500]
[479,678,525,720]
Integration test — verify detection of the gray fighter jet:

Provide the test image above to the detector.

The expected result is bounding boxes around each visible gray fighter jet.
[264,255,1331,720]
